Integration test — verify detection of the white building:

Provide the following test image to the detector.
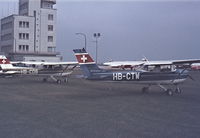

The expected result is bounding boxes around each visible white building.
[0,0,61,62]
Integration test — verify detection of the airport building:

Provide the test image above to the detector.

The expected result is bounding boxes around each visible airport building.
[0,0,61,62]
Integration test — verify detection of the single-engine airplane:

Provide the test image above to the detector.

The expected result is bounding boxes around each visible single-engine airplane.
[0,55,78,83]
[0,55,37,76]
[73,48,199,96]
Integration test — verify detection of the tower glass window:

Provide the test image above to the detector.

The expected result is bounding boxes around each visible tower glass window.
[48,14,53,20]
[48,36,53,42]
[48,25,53,31]
[19,33,29,40]
[19,21,29,28]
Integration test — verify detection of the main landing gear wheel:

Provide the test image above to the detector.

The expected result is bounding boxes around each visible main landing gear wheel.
[166,89,173,96]
[43,78,47,82]
[57,79,61,84]
[64,78,68,83]
[175,87,182,94]
[142,87,149,94]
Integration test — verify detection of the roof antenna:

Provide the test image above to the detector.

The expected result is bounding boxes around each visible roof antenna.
[13,1,16,14]
[7,2,9,16]
[1,7,3,18]
[2,4,5,18]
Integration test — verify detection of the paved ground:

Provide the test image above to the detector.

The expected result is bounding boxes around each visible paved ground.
[0,71,200,138]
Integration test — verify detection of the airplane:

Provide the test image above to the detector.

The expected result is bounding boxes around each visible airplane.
[191,63,200,70]
[0,55,78,83]
[0,55,38,76]
[73,48,199,96]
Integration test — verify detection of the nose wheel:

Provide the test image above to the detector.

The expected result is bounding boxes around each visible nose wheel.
[43,78,48,82]
[57,79,62,84]
[166,89,173,96]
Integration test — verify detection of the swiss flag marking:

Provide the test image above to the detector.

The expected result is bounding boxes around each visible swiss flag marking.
[76,54,94,63]
[0,59,10,64]
[81,55,88,63]
[2,59,6,64]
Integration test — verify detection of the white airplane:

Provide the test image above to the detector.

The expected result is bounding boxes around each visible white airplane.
[191,63,200,70]
[0,55,78,83]
[0,55,37,76]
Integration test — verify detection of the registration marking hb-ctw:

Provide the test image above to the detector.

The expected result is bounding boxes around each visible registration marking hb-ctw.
[113,72,140,81]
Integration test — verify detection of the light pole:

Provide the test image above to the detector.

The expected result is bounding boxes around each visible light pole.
[76,33,87,51]
[93,33,101,64]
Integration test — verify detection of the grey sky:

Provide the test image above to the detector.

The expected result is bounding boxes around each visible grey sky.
[1,0,200,62]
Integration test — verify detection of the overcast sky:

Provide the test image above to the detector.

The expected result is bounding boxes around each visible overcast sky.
[0,0,200,62]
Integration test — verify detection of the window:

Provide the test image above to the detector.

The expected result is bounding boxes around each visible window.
[48,14,53,20]
[19,33,22,39]
[19,33,29,40]
[26,45,29,51]
[26,34,29,39]
[23,45,25,51]
[48,25,53,31]
[19,21,29,28]
[48,47,55,52]
[19,45,22,50]
[19,45,29,51]
[48,36,53,42]
[23,33,25,39]
[19,21,23,27]
[26,22,29,28]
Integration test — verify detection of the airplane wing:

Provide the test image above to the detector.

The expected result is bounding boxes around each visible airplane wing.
[104,59,200,67]
[144,61,173,66]
[104,61,145,67]
[145,59,200,66]
[38,61,78,66]
[171,59,200,65]
[11,61,78,66]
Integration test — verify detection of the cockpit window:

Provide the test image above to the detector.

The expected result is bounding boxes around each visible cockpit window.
[144,65,176,72]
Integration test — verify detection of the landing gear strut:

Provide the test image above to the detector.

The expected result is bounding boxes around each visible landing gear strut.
[158,84,182,96]
[158,84,174,96]
[64,78,68,83]
[175,86,181,94]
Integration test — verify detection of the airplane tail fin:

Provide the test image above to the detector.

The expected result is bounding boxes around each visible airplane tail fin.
[73,48,103,78]
[0,55,13,69]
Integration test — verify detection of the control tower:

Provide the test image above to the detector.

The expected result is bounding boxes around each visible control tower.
[0,0,61,62]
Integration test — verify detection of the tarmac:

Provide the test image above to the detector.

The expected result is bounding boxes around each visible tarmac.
[0,71,200,138]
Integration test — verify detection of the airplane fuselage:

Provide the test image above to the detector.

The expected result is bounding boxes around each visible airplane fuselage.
[85,69,188,85]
